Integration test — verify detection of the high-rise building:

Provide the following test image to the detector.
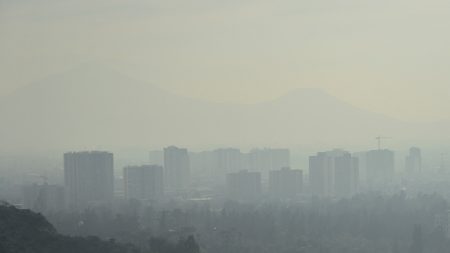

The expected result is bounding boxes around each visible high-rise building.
[309,150,340,197]
[246,148,290,179]
[309,149,359,197]
[405,147,422,174]
[269,167,303,199]
[64,151,114,209]
[226,170,261,201]
[309,152,331,196]
[188,147,290,187]
[366,149,394,187]
[189,150,215,184]
[334,153,359,197]
[164,146,190,191]
[353,151,368,186]
[123,165,164,201]
[212,148,243,184]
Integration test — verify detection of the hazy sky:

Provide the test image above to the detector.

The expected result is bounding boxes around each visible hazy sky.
[1,0,450,121]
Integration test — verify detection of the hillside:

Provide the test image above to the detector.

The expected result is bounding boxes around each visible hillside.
[0,202,199,253]
[0,203,138,253]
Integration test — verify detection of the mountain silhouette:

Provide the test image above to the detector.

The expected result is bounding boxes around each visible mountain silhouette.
[0,65,416,151]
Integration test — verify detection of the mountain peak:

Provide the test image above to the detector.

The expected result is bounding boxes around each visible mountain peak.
[0,73,407,151]
[271,88,343,106]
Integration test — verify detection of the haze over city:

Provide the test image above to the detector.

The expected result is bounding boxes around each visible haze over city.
[2,1,450,253]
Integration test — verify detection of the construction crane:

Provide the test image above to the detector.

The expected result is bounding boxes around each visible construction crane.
[375,136,391,150]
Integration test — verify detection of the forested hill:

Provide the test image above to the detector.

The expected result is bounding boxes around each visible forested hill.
[0,203,199,253]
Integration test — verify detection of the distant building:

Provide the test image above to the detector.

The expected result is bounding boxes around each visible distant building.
[309,152,331,196]
[212,148,243,184]
[334,153,359,197]
[226,170,261,201]
[64,151,114,209]
[309,150,341,197]
[23,183,64,213]
[366,149,394,187]
[309,149,359,197]
[189,150,215,184]
[246,148,290,178]
[164,146,190,191]
[352,152,368,185]
[188,147,290,187]
[269,167,303,199]
[123,165,164,201]
[405,147,422,174]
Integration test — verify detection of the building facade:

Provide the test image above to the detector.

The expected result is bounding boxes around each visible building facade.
[64,151,114,209]
[405,147,422,174]
[309,149,359,197]
[164,146,190,191]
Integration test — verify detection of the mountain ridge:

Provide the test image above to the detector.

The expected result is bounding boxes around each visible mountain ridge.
[0,65,444,152]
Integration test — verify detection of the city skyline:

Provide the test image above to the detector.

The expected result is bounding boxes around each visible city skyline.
[2,1,450,252]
